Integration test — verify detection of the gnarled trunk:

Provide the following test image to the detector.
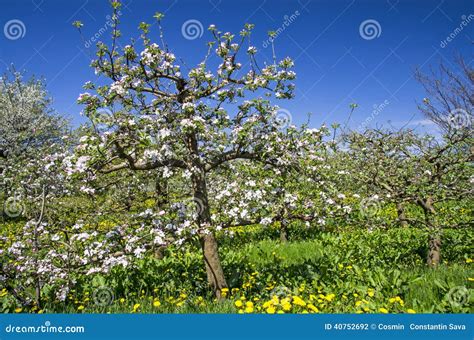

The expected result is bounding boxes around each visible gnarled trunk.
[396,202,408,227]
[189,141,227,298]
[419,197,440,267]
[427,234,441,267]
[200,233,228,298]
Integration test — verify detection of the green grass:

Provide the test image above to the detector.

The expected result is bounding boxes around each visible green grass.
[21,227,472,314]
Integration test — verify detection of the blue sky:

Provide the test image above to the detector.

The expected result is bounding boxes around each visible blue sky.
[0,0,473,132]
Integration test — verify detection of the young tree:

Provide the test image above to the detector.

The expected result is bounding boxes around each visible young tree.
[73,3,297,297]
[0,69,71,309]
[346,128,472,266]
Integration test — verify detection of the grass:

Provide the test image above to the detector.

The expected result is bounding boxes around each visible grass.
[26,227,472,314]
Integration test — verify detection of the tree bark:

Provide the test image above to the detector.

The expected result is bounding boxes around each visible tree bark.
[419,197,440,267]
[427,234,441,267]
[396,202,408,227]
[200,232,228,299]
[279,220,288,243]
[188,132,228,298]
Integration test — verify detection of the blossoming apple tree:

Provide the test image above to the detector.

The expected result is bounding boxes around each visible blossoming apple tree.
[73,3,299,297]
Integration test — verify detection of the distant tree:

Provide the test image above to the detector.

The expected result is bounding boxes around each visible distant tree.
[0,68,68,217]
[346,127,472,266]
[415,56,473,132]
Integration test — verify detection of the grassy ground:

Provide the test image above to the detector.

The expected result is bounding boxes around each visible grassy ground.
[19,227,472,314]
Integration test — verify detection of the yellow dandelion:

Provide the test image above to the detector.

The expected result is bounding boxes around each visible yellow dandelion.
[379,307,389,314]
[292,296,306,307]
[266,306,276,314]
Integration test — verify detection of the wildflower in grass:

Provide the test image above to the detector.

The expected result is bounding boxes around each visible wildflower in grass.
[379,307,389,313]
[120,298,125,303]
[266,306,276,314]
[307,303,319,312]
[245,301,254,313]
[14,308,22,313]
[468,278,474,282]
[367,289,375,297]
[271,296,280,305]
[235,300,243,308]
[466,258,472,263]
[389,296,404,306]
[132,303,140,312]
[407,309,416,314]
[153,300,161,307]
[221,288,229,297]
[325,293,336,302]
[281,298,292,311]
[292,296,306,307]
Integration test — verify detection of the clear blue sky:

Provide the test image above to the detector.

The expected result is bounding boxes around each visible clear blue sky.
[1,0,473,132]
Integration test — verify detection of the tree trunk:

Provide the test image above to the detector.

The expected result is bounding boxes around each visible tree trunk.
[280,220,288,243]
[419,197,440,267]
[200,233,228,298]
[396,202,408,227]
[189,140,227,298]
[427,234,441,267]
